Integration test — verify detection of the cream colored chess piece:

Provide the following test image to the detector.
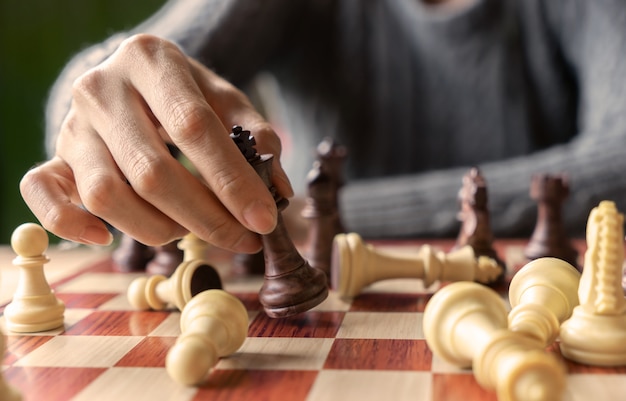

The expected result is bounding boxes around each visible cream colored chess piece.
[508,257,580,346]
[0,328,21,401]
[424,282,565,401]
[128,234,222,311]
[4,223,65,333]
[560,200,626,366]
[166,289,248,386]
[331,232,502,298]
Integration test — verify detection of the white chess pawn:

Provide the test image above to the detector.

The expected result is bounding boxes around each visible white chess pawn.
[4,223,65,333]
[424,282,565,401]
[331,232,502,298]
[508,257,580,346]
[127,234,222,311]
[0,329,21,401]
[560,201,626,366]
[166,289,248,386]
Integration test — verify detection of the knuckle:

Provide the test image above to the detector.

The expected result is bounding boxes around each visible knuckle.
[19,167,42,194]
[42,205,74,238]
[167,99,212,145]
[253,123,282,153]
[195,218,239,248]
[79,174,120,216]
[117,34,185,66]
[127,154,170,196]
[211,165,248,198]
[72,68,108,105]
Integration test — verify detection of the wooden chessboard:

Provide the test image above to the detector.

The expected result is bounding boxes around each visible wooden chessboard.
[1,239,626,401]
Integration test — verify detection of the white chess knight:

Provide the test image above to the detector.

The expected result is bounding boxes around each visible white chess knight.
[4,223,65,333]
[559,200,626,366]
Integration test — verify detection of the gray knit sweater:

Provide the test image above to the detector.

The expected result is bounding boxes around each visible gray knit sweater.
[45,0,626,238]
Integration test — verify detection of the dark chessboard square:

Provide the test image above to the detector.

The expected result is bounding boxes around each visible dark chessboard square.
[324,339,432,370]
[230,292,263,311]
[432,373,497,401]
[56,293,119,309]
[4,335,54,365]
[115,336,176,368]
[5,366,106,401]
[349,293,432,312]
[193,369,318,401]
[248,311,345,338]
[63,311,169,336]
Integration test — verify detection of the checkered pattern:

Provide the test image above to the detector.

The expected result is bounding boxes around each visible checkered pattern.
[1,243,626,401]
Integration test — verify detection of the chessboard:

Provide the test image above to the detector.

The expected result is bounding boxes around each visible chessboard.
[1,239,625,401]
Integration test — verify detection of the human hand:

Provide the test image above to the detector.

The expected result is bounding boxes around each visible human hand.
[20,34,293,253]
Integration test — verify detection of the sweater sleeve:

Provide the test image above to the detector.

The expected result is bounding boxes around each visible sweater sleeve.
[339,0,626,239]
[44,0,302,156]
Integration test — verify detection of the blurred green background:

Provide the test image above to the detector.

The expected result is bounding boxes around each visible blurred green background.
[0,0,166,243]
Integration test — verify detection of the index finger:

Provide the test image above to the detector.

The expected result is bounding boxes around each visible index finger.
[122,36,280,235]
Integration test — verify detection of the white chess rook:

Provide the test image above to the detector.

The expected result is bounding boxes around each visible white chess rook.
[4,223,65,333]
[508,257,580,346]
[560,200,626,366]
[166,290,248,386]
[424,282,565,401]
[331,232,502,298]
[127,233,222,311]
[0,328,22,401]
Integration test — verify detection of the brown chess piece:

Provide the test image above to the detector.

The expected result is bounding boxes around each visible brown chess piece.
[112,233,154,272]
[454,167,505,279]
[231,126,328,318]
[301,137,347,278]
[524,174,579,270]
[146,240,184,277]
[231,250,265,276]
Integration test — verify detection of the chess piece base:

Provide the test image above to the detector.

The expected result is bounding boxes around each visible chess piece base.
[559,306,626,366]
[259,260,329,318]
[4,295,65,333]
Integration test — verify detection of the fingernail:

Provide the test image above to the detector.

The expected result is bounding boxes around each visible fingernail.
[243,200,277,234]
[79,226,114,245]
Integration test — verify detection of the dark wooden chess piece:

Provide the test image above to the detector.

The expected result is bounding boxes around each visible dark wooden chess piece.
[112,233,155,272]
[524,174,579,270]
[231,250,265,276]
[301,137,347,279]
[454,167,505,280]
[230,126,328,318]
[146,240,184,277]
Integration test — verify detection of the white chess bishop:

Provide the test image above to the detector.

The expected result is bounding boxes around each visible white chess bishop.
[4,223,65,333]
